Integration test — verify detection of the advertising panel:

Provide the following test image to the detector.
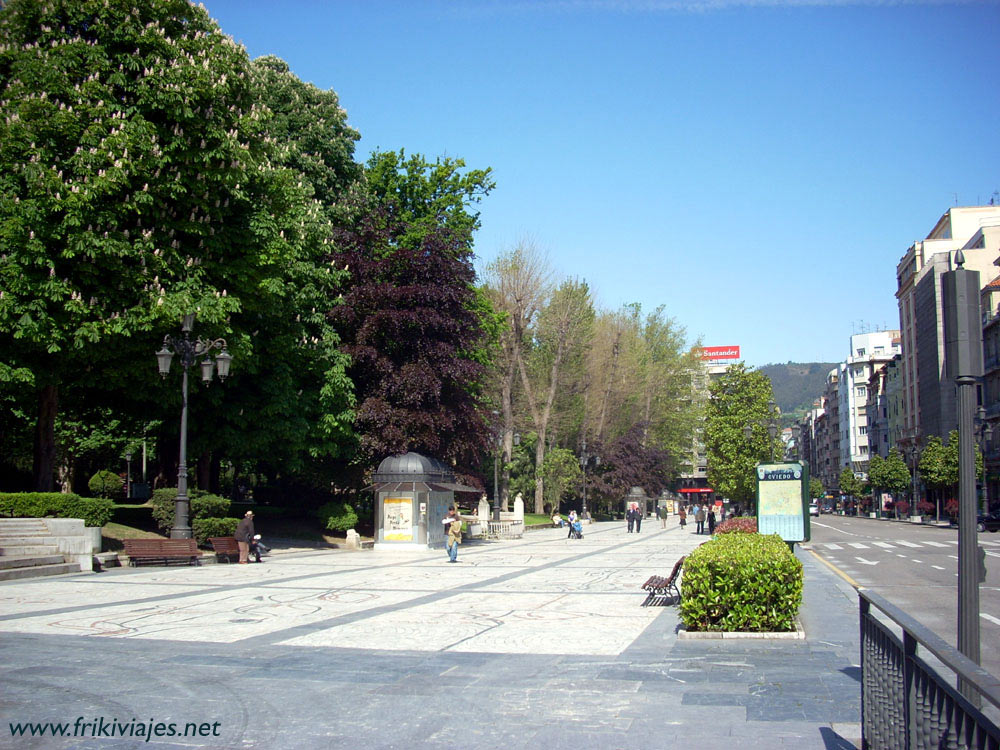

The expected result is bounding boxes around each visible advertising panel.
[700,346,741,360]
[383,497,413,541]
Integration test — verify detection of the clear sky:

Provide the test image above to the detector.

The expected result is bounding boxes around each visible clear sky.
[202,0,1000,368]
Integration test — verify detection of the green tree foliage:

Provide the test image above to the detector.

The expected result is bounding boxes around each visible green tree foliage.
[0,1,357,491]
[363,149,494,253]
[539,447,582,512]
[839,466,863,498]
[918,435,947,492]
[704,364,780,506]
[809,477,824,500]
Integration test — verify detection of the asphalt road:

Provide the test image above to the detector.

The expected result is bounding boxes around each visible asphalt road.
[802,513,1000,679]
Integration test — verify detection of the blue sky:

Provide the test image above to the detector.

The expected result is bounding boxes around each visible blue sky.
[203,0,1000,367]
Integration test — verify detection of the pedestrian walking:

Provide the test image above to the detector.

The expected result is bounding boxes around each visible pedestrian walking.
[695,505,705,535]
[567,509,578,538]
[678,506,687,528]
[707,506,716,535]
[443,506,463,563]
[634,507,642,533]
[659,505,667,529]
[235,510,255,564]
[626,506,635,533]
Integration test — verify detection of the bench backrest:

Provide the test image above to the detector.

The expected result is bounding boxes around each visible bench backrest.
[666,556,685,584]
[123,538,199,555]
[209,537,239,552]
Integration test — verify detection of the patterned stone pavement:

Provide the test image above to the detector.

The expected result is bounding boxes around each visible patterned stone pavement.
[0,522,862,749]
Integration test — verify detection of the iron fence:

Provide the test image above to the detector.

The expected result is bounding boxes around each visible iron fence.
[860,589,1000,749]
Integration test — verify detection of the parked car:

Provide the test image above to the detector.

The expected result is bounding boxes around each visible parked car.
[977,512,1000,533]
[809,502,820,517]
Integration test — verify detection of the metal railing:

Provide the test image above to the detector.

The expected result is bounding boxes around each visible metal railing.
[860,589,1000,749]
[485,520,523,540]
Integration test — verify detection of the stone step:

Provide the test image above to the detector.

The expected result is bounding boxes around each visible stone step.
[0,545,61,556]
[0,554,66,570]
[0,535,69,546]
[0,562,80,582]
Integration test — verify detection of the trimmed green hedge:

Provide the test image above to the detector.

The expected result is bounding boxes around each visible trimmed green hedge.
[679,533,803,633]
[0,492,115,527]
[192,517,240,545]
[315,500,358,532]
[88,469,124,500]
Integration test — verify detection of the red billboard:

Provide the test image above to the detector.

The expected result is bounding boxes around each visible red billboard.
[701,346,740,360]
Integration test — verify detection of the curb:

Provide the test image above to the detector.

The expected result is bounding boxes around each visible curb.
[678,619,805,640]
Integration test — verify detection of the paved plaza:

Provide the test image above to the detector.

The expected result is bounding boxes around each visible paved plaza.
[1,522,861,749]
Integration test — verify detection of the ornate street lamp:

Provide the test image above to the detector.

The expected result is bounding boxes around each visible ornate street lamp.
[124,451,132,502]
[156,313,232,539]
[745,400,780,463]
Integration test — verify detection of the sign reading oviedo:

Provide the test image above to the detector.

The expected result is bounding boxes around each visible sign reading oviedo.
[700,346,741,360]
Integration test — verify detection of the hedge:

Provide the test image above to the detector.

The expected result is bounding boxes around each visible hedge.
[192,517,240,545]
[150,488,229,534]
[679,533,803,633]
[315,500,358,532]
[0,492,115,527]
[88,470,124,500]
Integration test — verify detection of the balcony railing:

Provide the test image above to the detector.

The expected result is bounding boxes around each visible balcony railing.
[860,589,1000,749]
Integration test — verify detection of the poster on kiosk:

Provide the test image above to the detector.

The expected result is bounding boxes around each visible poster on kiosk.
[755,462,810,543]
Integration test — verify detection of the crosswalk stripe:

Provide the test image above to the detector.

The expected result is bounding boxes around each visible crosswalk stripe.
[895,541,922,548]
[980,540,1000,547]
[823,543,843,550]
[872,542,895,549]
[922,541,950,548]
[848,542,869,549]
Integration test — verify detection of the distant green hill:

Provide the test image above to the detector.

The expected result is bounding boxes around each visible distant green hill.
[757,362,837,422]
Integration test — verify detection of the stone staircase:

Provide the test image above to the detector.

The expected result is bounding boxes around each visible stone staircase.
[0,518,93,581]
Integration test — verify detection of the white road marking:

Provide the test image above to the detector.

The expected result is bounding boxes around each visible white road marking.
[823,543,844,550]
[980,540,1000,547]
[811,521,860,536]
[912,559,923,563]
[931,565,945,570]
[855,557,879,566]
[985,551,1000,558]
[895,541,922,548]
[897,554,907,558]
[949,555,959,560]
[981,613,1000,627]
[848,543,869,549]
[922,541,950,548]
[872,542,895,549]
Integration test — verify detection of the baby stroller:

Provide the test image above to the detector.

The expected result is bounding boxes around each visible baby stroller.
[568,520,583,540]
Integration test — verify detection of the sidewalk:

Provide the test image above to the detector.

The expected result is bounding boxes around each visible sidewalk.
[0,522,860,749]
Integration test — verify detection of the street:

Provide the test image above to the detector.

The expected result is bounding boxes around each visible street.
[803,514,1000,678]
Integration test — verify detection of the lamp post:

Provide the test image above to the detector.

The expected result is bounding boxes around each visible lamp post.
[156,313,232,539]
[491,414,519,522]
[124,451,132,502]
[580,438,599,521]
[905,436,921,519]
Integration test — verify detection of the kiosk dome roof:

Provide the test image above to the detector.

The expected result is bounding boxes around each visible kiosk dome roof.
[373,452,453,483]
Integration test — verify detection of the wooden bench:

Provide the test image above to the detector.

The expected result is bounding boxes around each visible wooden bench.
[209,536,240,563]
[123,538,203,567]
[641,555,685,606]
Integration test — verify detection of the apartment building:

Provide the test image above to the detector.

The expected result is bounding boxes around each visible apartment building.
[895,206,1000,448]
[837,331,901,477]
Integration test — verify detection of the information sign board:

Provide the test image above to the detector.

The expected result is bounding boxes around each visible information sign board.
[755,462,810,542]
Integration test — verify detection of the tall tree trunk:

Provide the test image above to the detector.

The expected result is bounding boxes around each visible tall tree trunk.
[32,384,58,492]
[519,338,565,514]
[500,357,516,510]
[596,333,621,442]
[197,451,212,492]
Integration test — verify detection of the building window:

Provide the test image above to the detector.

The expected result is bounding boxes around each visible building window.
[857,386,867,397]
[859,426,868,435]
[857,348,866,356]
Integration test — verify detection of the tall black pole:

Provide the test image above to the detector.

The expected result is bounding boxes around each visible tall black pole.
[172,366,191,539]
[942,250,983,705]
[493,446,500,522]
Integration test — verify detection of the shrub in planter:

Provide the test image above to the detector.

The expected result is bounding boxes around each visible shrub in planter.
[315,500,358,532]
[895,500,910,517]
[88,470,124,500]
[715,517,757,535]
[679,533,803,633]
[192,517,240,545]
[916,500,935,516]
